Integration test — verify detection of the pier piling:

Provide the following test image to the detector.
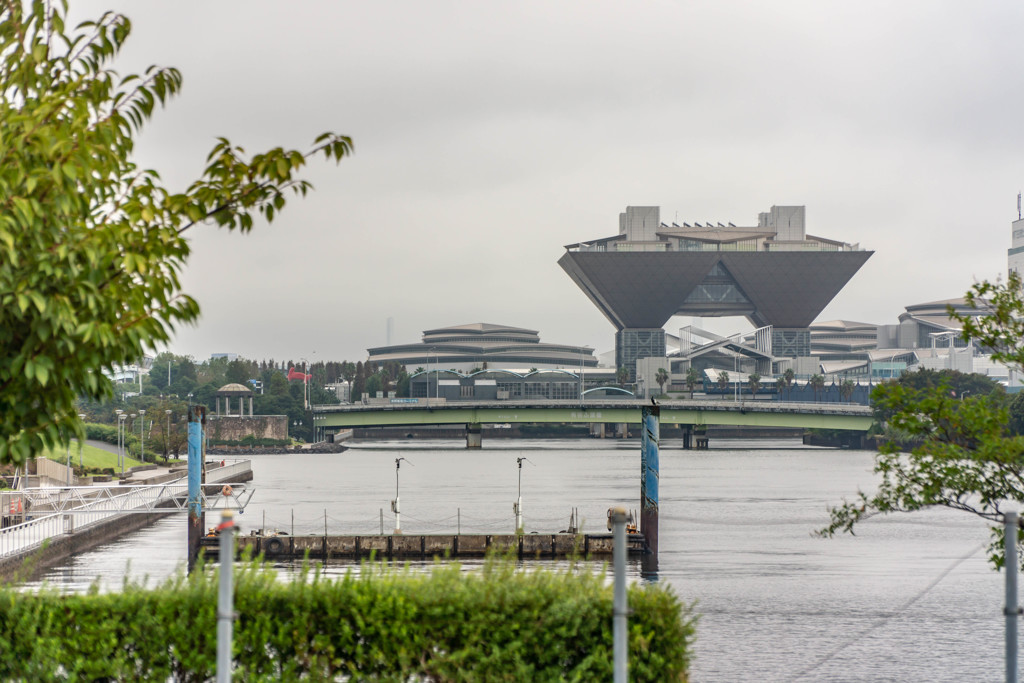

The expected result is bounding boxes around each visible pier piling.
[640,404,660,556]
[187,405,205,574]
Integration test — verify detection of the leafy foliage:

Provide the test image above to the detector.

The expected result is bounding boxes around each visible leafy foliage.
[0,557,695,681]
[747,372,760,398]
[0,1,351,464]
[685,366,700,398]
[655,367,669,395]
[821,272,1024,569]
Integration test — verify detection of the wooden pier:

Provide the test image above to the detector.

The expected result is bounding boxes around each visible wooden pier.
[201,532,647,560]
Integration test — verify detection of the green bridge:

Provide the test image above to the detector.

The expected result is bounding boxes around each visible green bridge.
[312,399,874,448]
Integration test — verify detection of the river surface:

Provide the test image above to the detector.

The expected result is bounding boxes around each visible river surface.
[20,438,1012,682]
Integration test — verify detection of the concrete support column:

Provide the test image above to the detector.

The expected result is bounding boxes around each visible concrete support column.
[640,404,660,556]
[682,424,692,450]
[249,396,253,417]
[215,396,220,416]
[466,423,482,449]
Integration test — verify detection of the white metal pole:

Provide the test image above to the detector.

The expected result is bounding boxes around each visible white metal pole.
[516,457,524,532]
[1007,511,1019,683]
[610,506,629,683]
[394,458,401,533]
[216,509,235,683]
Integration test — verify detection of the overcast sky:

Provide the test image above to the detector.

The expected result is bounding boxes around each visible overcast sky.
[74,1,1024,364]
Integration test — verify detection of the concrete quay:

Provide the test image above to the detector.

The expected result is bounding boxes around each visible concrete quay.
[201,532,647,561]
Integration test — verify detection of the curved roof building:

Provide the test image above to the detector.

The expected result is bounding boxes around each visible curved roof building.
[559,205,871,370]
[367,323,596,371]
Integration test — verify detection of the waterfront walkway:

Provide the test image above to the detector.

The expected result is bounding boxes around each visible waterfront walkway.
[0,460,252,568]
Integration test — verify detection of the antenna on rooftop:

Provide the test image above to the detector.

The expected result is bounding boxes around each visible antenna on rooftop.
[1018,192,1021,220]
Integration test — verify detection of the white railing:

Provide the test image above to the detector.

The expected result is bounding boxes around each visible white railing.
[0,511,69,560]
[1,460,252,561]
[1,484,176,559]
[208,459,250,484]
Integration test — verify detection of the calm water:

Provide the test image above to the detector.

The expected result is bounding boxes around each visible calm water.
[22,438,1011,681]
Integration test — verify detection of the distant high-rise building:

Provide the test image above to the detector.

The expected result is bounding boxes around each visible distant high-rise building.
[1009,211,1024,278]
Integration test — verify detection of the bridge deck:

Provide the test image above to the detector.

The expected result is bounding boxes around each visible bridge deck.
[314,399,874,431]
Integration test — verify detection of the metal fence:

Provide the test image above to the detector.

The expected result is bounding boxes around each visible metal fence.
[1,460,251,560]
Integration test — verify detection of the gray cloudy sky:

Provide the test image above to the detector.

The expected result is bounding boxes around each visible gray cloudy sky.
[76,1,1024,363]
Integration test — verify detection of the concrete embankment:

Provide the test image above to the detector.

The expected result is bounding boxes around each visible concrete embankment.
[201,532,647,561]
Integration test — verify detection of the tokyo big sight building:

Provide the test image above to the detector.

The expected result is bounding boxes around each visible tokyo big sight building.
[558,205,872,375]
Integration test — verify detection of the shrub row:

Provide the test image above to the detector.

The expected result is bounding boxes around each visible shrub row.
[0,558,694,681]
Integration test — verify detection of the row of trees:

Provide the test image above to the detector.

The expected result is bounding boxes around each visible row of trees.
[79,354,408,444]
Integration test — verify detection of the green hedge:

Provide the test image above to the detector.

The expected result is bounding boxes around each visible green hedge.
[0,558,694,681]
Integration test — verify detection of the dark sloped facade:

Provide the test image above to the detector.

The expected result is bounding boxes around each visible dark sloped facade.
[558,250,873,330]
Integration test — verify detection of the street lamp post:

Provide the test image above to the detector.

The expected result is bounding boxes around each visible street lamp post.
[118,413,127,474]
[165,409,172,461]
[139,409,146,463]
[514,456,532,532]
[65,438,72,486]
[115,409,124,470]
[78,413,86,468]
[429,348,438,404]
[129,413,137,461]
[391,457,412,533]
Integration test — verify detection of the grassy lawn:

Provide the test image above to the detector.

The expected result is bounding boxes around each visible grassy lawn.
[41,441,143,471]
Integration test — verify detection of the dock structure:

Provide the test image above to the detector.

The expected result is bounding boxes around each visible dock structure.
[0,460,253,580]
[202,532,648,561]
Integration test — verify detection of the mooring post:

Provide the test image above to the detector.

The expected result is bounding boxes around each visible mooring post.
[640,404,660,556]
[187,405,205,574]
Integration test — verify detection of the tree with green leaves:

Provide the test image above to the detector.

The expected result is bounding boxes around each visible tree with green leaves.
[775,376,786,399]
[685,366,700,399]
[616,366,629,387]
[654,367,669,396]
[717,370,729,398]
[783,368,795,400]
[809,374,825,402]
[0,2,351,464]
[747,372,760,399]
[821,270,1024,569]
[839,379,855,403]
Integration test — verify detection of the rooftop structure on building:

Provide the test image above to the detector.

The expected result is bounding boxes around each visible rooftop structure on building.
[558,204,872,374]
[366,323,597,373]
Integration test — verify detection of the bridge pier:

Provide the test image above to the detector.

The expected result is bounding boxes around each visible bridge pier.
[466,423,482,449]
[640,404,659,556]
[681,425,692,450]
